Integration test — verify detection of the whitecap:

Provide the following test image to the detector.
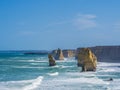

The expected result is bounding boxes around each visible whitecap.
[0,76,43,90]
[17,59,47,63]
[55,77,109,85]
[23,76,43,90]
[60,65,74,68]
[98,62,120,67]
[12,66,48,69]
[65,72,96,77]
[99,68,116,72]
[47,72,59,76]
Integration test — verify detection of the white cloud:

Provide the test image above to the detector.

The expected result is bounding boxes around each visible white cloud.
[73,13,97,30]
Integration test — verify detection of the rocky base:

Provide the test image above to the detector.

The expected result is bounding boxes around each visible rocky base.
[48,54,56,66]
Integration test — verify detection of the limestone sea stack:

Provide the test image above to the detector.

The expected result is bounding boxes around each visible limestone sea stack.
[48,54,56,66]
[63,50,76,58]
[77,48,97,72]
[55,48,64,60]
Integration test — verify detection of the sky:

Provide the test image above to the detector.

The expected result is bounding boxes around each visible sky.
[0,0,120,50]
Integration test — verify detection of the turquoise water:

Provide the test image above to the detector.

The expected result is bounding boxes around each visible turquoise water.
[0,51,120,90]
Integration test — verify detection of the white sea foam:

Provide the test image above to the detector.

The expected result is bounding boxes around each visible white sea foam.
[17,59,47,63]
[12,66,48,69]
[0,76,43,90]
[97,66,120,72]
[50,65,59,68]
[99,68,116,72]
[39,77,110,90]
[98,62,120,67]
[60,77,109,85]
[66,72,96,77]
[23,76,43,90]
[47,72,59,76]
[61,65,74,68]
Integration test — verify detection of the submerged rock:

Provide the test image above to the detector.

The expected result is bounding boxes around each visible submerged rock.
[77,48,97,72]
[48,54,56,66]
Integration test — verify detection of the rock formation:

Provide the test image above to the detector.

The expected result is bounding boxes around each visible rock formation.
[77,48,97,71]
[90,46,120,62]
[76,46,120,62]
[48,54,56,66]
[55,48,64,60]
[51,48,64,60]
[63,50,76,58]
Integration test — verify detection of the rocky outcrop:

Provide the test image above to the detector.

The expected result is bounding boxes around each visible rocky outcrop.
[63,50,76,58]
[51,48,64,60]
[55,48,64,60]
[48,54,56,66]
[77,48,97,71]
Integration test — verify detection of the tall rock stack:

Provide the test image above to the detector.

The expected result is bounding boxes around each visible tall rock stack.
[77,48,97,72]
[54,48,64,60]
[48,54,56,66]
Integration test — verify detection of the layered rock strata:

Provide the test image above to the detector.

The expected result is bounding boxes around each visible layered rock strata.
[51,48,64,60]
[77,48,97,71]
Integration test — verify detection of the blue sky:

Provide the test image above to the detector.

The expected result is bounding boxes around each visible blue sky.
[0,0,120,50]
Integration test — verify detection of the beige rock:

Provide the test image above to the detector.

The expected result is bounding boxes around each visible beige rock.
[54,48,64,60]
[63,50,76,58]
[77,48,97,71]
[48,54,56,66]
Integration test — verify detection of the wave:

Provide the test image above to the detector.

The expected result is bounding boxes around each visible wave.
[22,76,43,90]
[97,66,120,73]
[60,65,75,68]
[17,59,48,63]
[47,72,59,76]
[98,62,120,67]
[0,76,43,90]
[12,66,48,69]
[65,72,96,77]
[98,68,116,72]
[61,77,109,85]
[38,77,110,90]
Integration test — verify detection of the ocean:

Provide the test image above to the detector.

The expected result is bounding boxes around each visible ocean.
[0,51,120,90]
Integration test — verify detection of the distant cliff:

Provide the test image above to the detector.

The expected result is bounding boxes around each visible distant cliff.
[76,46,120,62]
[90,46,120,62]
[63,49,76,58]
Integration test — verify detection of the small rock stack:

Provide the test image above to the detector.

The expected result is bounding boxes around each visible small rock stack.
[48,54,56,66]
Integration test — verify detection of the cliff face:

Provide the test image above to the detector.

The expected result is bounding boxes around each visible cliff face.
[77,48,97,71]
[90,46,120,62]
[76,46,120,62]
[63,50,76,58]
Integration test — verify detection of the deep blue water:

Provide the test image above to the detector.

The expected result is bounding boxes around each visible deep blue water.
[0,51,120,90]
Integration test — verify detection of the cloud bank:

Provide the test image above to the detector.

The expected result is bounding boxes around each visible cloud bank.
[73,14,97,30]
